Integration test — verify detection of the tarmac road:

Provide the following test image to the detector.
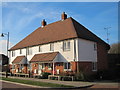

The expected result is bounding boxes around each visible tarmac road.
[0,80,44,89]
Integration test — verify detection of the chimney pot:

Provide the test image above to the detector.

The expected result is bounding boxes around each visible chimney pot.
[41,19,47,27]
[61,12,67,20]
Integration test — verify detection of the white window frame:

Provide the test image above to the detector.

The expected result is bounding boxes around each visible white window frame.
[94,43,97,51]
[12,51,15,57]
[92,62,97,71]
[63,40,70,51]
[27,47,32,55]
[39,46,42,52]
[20,49,22,54]
[0,60,2,65]
[64,62,71,71]
[50,43,54,51]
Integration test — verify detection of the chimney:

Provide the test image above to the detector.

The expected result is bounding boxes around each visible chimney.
[61,12,67,20]
[41,19,47,27]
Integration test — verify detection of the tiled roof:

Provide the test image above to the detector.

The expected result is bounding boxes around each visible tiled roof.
[12,56,25,64]
[30,52,58,62]
[9,17,110,50]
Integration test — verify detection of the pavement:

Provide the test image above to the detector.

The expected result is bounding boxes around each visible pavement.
[2,76,94,88]
[1,76,120,89]
[90,81,120,89]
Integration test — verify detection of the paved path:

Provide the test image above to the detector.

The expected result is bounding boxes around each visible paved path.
[2,76,120,89]
[9,76,93,88]
[90,82,120,88]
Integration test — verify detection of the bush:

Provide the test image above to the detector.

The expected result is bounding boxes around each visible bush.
[74,72,85,81]
[40,72,51,79]
[62,77,72,81]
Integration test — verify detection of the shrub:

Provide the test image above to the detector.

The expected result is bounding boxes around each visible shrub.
[40,72,51,79]
[74,72,85,81]
[62,77,72,81]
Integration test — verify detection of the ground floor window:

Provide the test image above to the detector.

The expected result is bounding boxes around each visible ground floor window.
[64,62,71,70]
[92,62,97,71]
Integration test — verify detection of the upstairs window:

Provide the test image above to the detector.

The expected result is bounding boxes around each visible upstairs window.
[92,62,97,71]
[50,43,54,51]
[0,60,2,65]
[63,40,70,51]
[94,43,97,50]
[39,46,42,52]
[20,49,22,54]
[12,51,15,57]
[27,47,32,55]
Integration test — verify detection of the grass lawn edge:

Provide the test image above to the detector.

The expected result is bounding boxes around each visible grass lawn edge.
[1,77,74,88]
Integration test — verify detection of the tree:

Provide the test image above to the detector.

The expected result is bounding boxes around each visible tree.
[108,43,120,54]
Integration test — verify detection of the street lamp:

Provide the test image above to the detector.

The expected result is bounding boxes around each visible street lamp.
[0,32,9,78]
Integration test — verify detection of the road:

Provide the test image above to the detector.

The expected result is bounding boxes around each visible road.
[0,80,44,89]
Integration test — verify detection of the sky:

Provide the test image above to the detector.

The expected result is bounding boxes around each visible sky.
[0,2,119,55]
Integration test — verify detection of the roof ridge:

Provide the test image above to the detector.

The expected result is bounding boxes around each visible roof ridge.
[71,17,109,47]
[68,17,78,37]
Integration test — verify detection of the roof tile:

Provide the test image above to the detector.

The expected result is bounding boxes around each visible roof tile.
[30,52,58,62]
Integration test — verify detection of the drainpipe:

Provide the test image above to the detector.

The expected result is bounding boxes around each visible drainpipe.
[74,39,77,73]
[26,48,28,74]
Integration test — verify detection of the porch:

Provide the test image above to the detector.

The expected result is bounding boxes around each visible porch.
[11,56,29,74]
[29,52,74,76]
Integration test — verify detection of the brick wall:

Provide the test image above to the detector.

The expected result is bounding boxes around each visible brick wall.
[97,43,108,71]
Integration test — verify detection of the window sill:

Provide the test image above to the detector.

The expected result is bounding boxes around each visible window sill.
[48,68,52,70]
[64,69,71,71]
[92,70,97,72]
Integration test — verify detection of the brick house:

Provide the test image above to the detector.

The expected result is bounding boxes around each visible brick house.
[9,12,110,76]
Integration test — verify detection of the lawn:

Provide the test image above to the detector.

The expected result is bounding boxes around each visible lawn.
[1,77,74,88]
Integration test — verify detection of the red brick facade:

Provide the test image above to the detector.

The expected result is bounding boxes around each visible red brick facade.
[10,64,28,74]
[97,43,108,71]
[30,61,96,75]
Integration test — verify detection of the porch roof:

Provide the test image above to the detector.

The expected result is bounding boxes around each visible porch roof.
[12,56,28,64]
[30,52,59,63]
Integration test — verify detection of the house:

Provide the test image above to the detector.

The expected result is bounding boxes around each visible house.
[107,54,120,79]
[9,12,110,76]
[0,54,9,72]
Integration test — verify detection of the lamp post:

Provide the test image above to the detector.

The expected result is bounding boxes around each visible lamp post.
[0,32,9,78]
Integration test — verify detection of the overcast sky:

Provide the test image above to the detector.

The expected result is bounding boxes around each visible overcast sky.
[0,1,119,55]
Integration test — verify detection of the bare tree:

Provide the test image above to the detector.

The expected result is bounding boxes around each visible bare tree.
[108,43,120,54]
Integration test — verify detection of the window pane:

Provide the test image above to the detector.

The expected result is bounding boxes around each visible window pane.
[64,63,67,69]
[27,47,32,55]
[20,49,22,54]
[94,43,97,50]
[63,41,70,51]
[67,41,70,50]
[68,62,71,69]
[92,62,97,71]
[12,51,15,57]
[39,46,42,52]
[50,43,54,51]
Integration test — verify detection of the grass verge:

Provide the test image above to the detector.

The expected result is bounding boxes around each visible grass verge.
[1,77,74,88]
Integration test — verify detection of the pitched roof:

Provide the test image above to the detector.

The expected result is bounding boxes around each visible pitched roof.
[12,56,25,64]
[30,52,58,62]
[9,17,110,50]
